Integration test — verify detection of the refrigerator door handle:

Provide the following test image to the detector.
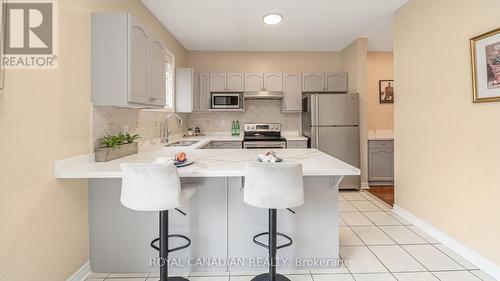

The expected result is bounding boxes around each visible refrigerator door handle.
[311,94,318,127]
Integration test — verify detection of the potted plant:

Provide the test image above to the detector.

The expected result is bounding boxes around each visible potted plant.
[95,132,141,162]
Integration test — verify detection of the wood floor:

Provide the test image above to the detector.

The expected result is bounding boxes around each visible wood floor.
[368,186,394,206]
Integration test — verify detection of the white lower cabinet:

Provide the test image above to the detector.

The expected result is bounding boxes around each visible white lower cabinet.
[368,140,394,185]
[211,141,242,149]
[286,140,308,149]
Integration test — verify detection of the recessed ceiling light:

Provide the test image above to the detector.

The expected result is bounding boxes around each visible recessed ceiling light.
[262,13,282,25]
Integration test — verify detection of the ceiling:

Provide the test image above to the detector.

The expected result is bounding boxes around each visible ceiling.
[141,0,407,52]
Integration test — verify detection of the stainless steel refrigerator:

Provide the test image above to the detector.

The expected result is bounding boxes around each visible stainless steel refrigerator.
[302,93,360,190]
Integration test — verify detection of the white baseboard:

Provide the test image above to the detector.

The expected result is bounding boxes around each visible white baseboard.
[361,181,370,189]
[393,205,500,280]
[67,261,90,281]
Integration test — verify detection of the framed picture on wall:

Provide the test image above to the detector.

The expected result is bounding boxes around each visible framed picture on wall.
[470,27,500,103]
[379,80,394,103]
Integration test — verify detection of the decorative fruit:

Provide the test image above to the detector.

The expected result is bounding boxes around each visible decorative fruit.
[176,152,187,163]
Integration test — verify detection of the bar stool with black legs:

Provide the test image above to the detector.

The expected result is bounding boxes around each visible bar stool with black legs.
[120,163,197,281]
[244,162,304,281]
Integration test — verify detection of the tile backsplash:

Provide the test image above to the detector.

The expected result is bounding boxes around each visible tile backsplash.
[92,106,186,149]
[185,100,301,133]
[92,100,301,149]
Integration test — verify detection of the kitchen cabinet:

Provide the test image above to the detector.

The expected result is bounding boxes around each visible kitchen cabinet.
[286,140,307,149]
[227,73,245,91]
[211,141,242,149]
[210,73,244,92]
[264,73,283,92]
[209,73,227,92]
[91,13,166,108]
[282,73,302,112]
[175,68,200,113]
[148,38,166,106]
[198,73,210,112]
[325,72,348,92]
[368,140,394,186]
[244,73,264,92]
[244,73,283,92]
[302,72,348,92]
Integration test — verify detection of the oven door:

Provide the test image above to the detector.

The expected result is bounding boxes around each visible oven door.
[211,93,241,109]
[243,141,287,149]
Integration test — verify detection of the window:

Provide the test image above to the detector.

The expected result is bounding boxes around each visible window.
[165,49,175,110]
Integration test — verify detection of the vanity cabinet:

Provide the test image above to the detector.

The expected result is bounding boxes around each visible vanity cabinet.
[368,140,394,186]
[244,73,283,92]
[210,73,244,92]
[282,73,302,112]
[302,72,348,92]
[91,13,166,108]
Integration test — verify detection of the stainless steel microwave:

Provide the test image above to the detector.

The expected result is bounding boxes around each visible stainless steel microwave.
[211,92,243,109]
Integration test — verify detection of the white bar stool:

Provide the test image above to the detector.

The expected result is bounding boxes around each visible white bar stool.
[120,163,197,281]
[244,162,304,281]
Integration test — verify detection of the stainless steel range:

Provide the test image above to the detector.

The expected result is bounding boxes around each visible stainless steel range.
[243,123,287,149]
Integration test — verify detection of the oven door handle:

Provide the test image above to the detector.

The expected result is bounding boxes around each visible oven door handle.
[243,141,287,149]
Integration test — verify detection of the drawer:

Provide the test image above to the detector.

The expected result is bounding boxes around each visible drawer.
[368,140,394,149]
[211,141,242,149]
[286,140,307,149]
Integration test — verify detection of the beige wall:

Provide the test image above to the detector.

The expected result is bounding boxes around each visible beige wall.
[367,52,394,130]
[394,0,500,268]
[341,39,369,183]
[0,1,186,280]
[186,51,342,73]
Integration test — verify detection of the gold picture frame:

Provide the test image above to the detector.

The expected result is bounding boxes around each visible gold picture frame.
[470,27,500,103]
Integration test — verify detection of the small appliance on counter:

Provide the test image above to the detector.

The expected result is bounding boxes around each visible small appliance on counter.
[243,123,286,149]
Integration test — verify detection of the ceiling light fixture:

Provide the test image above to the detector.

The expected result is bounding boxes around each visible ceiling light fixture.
[262,13,282,25]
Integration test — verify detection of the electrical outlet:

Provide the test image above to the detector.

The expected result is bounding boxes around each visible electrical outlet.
[135,121,140,129]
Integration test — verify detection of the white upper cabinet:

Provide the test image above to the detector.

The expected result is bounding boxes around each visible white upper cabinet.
[244,73,282,92]
[198,73,210,112]
[148,38,166,106]
[302,72,348,92]
[325,72,348,92]
[176,68,196,113]
[264,73,283,92]
[227,73,244,91]
[130,19,149,104]
[302,73,324,92]
[244,73,264,91]
[91,13,166,108]
[210,73,244,92]
[282,73,302,112]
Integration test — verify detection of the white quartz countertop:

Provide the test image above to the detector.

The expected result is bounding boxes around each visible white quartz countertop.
[54,138,359,179]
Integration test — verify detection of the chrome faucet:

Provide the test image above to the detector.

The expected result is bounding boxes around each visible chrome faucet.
[161,113,183,143]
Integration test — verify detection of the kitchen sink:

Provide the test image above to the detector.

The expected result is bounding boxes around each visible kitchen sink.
[164,140,200,147]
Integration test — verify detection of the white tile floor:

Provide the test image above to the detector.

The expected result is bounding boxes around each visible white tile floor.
[86,190,495,281]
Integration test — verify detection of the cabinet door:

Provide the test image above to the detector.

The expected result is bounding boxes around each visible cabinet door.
[244,73,263,92]
[227,73,244,91]
[325,72,348,92]
[129,18,149,104]
[282,73,302,112]
[264,73,283,91]
[209,73,226,92]
[198,73,210,112]
[175,68,194,113]
[368,148,394,182]
[286,140,307,149]
[192,72,200,111]
[148,38,166,106]
[211,141,242,149]
[302,73,324,92]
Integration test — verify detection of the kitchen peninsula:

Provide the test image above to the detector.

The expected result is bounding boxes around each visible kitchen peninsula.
[54,141,360,274]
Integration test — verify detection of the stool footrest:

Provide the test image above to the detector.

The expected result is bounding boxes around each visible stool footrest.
[150,234,191,253]
[253,232,293,250]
